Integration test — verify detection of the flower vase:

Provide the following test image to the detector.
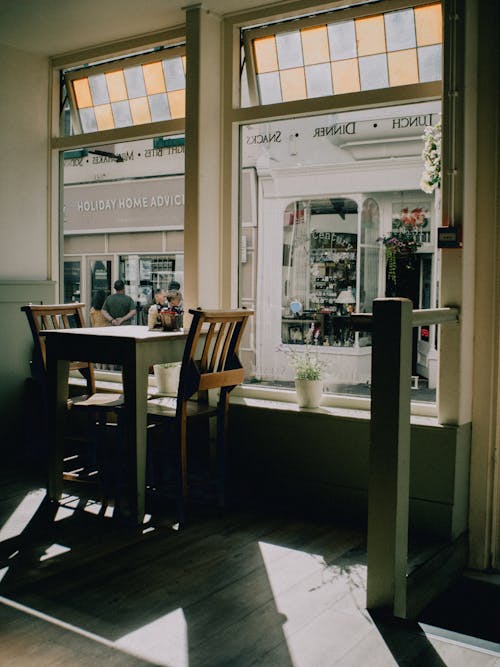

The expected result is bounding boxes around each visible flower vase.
[294,378,323,408]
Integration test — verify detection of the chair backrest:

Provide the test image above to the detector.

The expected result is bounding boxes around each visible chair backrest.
[21,303,95,394]
[179,308,253,403]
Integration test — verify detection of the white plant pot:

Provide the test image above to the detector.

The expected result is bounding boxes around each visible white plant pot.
[294,378,323,408]
[153,363,181,395]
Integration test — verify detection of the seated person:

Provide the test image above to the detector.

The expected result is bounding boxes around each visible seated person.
[166,289,183,313]
[147,288,167,329]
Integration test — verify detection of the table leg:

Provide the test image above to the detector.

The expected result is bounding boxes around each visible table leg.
[47,357,70,501]
[121,353,149,524]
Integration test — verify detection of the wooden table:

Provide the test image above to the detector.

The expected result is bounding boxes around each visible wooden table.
[44,325,189,523]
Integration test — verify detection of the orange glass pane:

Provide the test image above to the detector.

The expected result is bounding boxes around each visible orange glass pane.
[94,104,115,131]
[168,90,185,119]
[331,59,360,94]
[143,62,166,95]
[355,15,386,56]
[301,26,330,65]
[415,4,442,46]
[73,78,93,108]
[388,49,419,86]
[280,67,306,101]
[253,36,278,74]
[182,55,186,73]
[129,97,151,124]
[106,70,127,102]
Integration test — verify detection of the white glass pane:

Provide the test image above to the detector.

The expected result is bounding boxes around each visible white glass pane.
[162,58,186,91]
[328,21,357,61]
[112,100,132,127]
[124,65,147,98]
[305,63,333,98]
[418,44,442,82]
[257,72,282,104]
[79,107,97,132]
[385,9,416,52]
[359,54,389,90]
[149,93,171,121]
[88,73,110,105]
[276,31,303,69]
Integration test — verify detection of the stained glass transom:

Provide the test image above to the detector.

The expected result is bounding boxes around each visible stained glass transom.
[251,3,441,104]
[68,53,186,133]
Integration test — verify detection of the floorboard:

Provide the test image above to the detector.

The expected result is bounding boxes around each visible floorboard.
[0,467,498,666]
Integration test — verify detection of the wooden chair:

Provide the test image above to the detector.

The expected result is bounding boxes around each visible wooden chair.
[147,307,253,522]
[21,303,123,487]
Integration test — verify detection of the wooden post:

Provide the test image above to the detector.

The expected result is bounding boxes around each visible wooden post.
[366,298,412,617]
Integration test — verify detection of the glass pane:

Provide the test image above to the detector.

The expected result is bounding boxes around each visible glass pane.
[301,26,330,65]
[385,9,416,52]
[415,4,442,46]
[88,74,110,105]
[168,90,186,119]
[254,36,278,73]
[305,63,333,98]
[112,100,133,127]
[276,31,303,69]
[280,68,307,102]
[239,101,440,400]
[328,21,357,61]
[149,93,171,121]
[129,97,151,124]
[355,15,386,57]
[332,59,360,94]
[143,62,166,95]
[257,72,282,104]
[162,57,185,91]
[388,50,419,86]
[73,78,93,108]
[79,107,98,132]
[95,104,114,131]
[106,70,128,102]
[358,54,388,90]
[418,44,442,82]
[124,66,147,98]
[63,135,185,327]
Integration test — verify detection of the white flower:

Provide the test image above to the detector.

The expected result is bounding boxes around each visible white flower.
[420,120,441,194]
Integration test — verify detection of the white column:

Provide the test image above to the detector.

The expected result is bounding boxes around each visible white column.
[184,5,222,311]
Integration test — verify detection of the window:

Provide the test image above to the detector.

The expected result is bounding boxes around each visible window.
[242,2,442,106]
[235,1,442,404]
[63,46,186,134]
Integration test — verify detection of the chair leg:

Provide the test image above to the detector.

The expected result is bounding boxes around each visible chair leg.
[178,418,188,524]
[216,394,230,507]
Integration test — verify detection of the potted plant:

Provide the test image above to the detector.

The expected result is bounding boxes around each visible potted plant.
[279,325,328,408]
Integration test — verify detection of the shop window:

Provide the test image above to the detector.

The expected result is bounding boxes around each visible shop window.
[282,199,358,349]
[241,2,442,107]
[64,260,81,303]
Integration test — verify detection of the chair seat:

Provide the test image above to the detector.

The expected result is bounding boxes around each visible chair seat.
[147,396,218,419]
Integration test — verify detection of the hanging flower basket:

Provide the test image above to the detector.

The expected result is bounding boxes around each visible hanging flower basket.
[378,208,428,284]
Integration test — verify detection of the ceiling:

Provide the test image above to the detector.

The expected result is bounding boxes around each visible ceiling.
[0,0,272,56]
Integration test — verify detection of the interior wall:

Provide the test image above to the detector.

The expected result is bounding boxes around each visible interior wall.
[0,44,49,279]
[0,44,52,454]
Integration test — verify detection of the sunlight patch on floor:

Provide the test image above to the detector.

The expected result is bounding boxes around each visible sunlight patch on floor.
[0,489,46,542]
[116,607,188,667]
[39,543,71,561]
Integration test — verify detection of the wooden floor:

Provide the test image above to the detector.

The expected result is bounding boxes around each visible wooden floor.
[0,467,499,666]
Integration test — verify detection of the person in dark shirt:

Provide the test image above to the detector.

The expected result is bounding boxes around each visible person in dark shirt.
[102,280,136,325]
